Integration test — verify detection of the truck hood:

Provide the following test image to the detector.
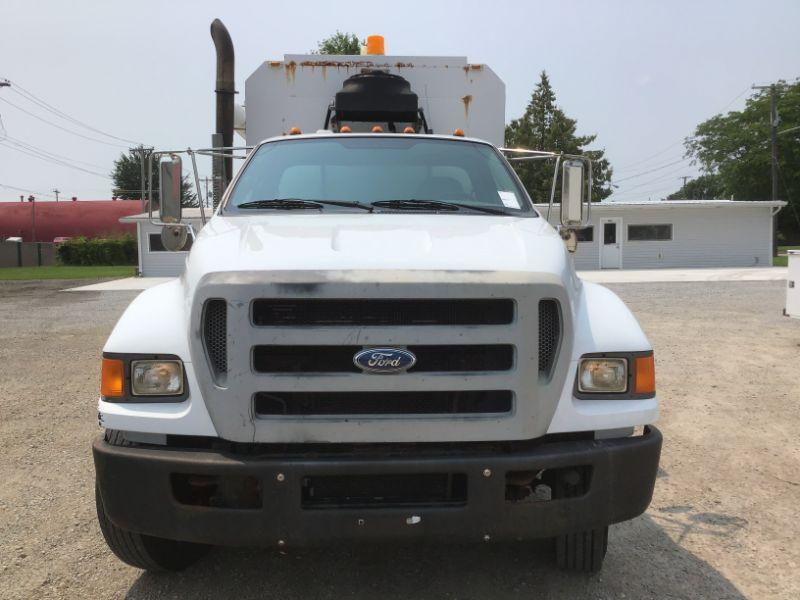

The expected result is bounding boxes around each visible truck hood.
[183,213,576,290]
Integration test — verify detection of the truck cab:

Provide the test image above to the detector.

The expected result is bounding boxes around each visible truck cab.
[92,30,661,574]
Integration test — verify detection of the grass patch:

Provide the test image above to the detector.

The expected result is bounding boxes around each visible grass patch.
[0,266,136,281]
[778,245,800,254]
[774,256,788,267]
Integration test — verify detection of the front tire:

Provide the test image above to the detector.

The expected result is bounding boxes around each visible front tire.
[95,483,208,572]
[555,526,608,572]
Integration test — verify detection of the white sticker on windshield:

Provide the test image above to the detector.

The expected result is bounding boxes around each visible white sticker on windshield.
[498,190,520,209]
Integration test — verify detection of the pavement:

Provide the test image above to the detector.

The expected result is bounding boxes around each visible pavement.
[3,278,799,599]
[63,267,788,292]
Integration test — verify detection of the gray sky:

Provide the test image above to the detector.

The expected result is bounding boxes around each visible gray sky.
[2,0,798,202]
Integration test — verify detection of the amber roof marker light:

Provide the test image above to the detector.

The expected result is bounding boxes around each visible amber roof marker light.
[339,125,352,133]
[453,128,465,137]
[288,127,302,135]
[371,125,384,133]
[403,126,415,133]
[365,35,385,55]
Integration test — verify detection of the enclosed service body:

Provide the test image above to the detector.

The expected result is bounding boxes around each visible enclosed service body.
[245,54,505,146]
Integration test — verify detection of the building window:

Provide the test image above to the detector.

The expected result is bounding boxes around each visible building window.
[576,226,594,242]
[627,224,672,241]
[148,233,193,252]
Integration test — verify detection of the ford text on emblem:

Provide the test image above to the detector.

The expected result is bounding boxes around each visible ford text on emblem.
[353,348,417,374]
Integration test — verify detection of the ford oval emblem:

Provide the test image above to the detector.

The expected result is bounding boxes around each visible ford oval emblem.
[354,347,417,374]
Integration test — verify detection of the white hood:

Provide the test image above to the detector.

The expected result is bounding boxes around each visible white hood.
[183,213,576,292]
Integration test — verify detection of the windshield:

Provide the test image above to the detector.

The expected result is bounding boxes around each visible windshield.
[225,136,534,215]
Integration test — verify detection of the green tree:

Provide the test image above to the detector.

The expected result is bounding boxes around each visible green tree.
[505,71,613,203]
[683,80,800,240]
[667,174,725,200]
[314,31,362,55]
[111,150,198,207]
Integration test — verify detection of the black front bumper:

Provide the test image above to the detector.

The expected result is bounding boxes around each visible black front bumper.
[93,427,661,547]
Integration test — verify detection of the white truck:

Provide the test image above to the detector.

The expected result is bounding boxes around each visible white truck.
[93,26,661,574]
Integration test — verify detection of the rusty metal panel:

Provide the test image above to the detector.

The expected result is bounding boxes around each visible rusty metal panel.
[245,55,505,146]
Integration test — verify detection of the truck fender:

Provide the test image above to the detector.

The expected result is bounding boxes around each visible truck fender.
[99,279,217,437]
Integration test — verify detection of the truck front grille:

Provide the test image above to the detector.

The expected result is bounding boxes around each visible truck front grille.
[252,298,514,326]
[252,344,514,373]
[254,390,513,416]
[192,272,570,443]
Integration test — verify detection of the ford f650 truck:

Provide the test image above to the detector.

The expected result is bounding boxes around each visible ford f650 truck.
[92,26,661,574]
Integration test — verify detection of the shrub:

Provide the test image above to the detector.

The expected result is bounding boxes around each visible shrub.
[57,235,137,266]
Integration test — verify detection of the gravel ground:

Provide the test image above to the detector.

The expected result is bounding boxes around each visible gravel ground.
[0,279,798,599]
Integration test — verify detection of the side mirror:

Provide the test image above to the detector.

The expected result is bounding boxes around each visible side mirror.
[158,155,183,224]
[561,160,585,227]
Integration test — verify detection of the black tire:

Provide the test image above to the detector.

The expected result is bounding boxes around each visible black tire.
[96,430,208,572]
[555,526,608,573]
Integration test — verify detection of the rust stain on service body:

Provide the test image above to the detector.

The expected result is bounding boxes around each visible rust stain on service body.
[284,61,296,83]
[461,94,473,118]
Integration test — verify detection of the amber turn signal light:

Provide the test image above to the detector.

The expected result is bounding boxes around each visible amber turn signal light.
[634,355,656,395]
[101,358,125,398]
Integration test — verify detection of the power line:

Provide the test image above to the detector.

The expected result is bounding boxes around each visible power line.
[613,165,694,196]
[614,141,685,172]
[612,157,690,183]
[610,184,677,201]
[0,96,129,148]
[0,183,57,199]
[613,86,752,173]
[5,79,144,145]
[0,140,111,178]
[1,134,110,170]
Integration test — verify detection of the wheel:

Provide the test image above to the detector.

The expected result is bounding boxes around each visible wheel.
[95,430,209,572]
[555,526,608,573]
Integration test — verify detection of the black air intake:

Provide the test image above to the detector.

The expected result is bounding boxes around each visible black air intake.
[538,299,561,378]
[203,299,227,380]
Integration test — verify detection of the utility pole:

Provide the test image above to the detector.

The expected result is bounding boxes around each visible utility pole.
[202,176,212,208]
[752,84,781,201]
[679,176,690,191]
[28,195,36,242]
[130,145,153,213]
[53,188,60,202]
[753,83,785,256]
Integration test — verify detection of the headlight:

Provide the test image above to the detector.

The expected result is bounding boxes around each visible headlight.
[578,358,627,393]
[131,360,184,396]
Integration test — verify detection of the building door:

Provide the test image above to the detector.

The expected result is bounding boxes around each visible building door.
[600,218,622,269]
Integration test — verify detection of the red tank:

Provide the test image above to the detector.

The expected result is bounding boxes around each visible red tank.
[0,200,143,242]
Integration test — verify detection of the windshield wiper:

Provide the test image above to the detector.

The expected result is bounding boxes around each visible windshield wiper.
[371,199,509,215]
[238,199,323,210]
[237,198,373,211]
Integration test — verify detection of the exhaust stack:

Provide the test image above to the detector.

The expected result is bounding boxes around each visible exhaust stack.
[210,19,235,206]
